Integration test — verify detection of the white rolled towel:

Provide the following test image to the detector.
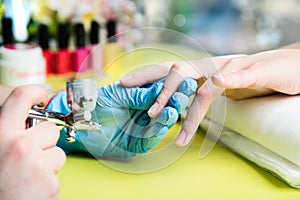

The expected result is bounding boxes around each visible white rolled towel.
[201,94,300,187]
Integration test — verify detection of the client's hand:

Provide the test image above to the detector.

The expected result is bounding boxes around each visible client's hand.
[47,78,197,158]
[120,48,300,147]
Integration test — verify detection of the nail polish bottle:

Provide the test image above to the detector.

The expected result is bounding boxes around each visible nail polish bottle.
[89,20,103,76]
[1,17,14,45]
[38,24,53,75]
[73,23,90,72]
[0,43,46,87]
[55,23,73,74]
[103,20,123,72]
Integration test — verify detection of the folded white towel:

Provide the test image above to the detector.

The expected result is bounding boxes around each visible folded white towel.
[201,118,300,188]
[201,94,300,187]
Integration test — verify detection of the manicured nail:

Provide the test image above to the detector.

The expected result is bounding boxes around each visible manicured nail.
[212,73,224,82]
[212,73,225,87]
[148,102,160,118]
[175,130,187,146]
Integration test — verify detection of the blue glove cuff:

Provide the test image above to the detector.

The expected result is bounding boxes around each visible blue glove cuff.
[46,92,88,154]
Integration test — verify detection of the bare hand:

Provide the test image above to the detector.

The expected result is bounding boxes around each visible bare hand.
[120,48,300,146]
[0,86,66,200]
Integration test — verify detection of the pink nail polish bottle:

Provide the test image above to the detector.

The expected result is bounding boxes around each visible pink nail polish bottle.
[73,23,90,72]
[89,20,103,76]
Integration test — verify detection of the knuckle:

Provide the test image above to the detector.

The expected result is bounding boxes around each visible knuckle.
[12,138,30,159]
[11,86,28,99]
[33,157,47,173]
[170,62,193,78]
[196,85,210,97]
[222,57,242,71]
[227,57,242,66]
[161,61,174,67]
[160,86,173,98]
[55,147,67,165]
[155,91,172,108]
[160,62,174,72]
[171,63,185,73]
[11,85,47,101]
[49,177,60,197]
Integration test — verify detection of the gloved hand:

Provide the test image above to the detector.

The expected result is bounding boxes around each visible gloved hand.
[46,78,197,158]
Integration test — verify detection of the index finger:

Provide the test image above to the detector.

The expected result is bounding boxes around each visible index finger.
[176,78,224,154]
[148,61,203,118]
[0,85,51,131]
[120,62,173,87]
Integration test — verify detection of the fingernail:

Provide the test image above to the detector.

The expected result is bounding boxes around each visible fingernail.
[183,131,194,146]
[175,130,187,146]
[196,84,209,96]
[212,74,224,84]
[148,102,161,118]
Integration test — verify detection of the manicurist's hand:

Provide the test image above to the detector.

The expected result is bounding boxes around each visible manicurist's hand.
[120,47,300,147]
[0,86,66,200]
[47,78,197,158]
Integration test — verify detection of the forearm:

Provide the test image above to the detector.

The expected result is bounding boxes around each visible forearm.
[0,85,13,106]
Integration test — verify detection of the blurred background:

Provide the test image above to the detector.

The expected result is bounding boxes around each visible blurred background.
[1,0,300,55]
[146,0,300,54]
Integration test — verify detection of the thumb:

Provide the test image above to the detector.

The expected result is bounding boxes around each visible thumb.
[212,70,265,89]
[101,81,164,110]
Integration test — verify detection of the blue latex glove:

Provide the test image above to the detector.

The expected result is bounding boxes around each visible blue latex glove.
[47,78,197,158]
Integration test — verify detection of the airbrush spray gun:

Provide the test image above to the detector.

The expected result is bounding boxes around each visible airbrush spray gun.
[26,79,101,142]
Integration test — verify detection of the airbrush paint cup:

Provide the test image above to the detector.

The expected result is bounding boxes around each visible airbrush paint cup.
[66,79,98,113]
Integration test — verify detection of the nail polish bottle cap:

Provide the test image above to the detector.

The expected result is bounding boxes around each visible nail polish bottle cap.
[1,17,14,45]
[90,21,99,44]
[75,23,86,48]
[106,20,117,43]
[57,23,69,49]
[38,24,49,50]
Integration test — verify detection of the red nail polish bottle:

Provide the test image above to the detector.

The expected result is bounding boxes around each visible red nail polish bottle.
[73,23,90,72]
[38,24,53,75]
[55,23,73,74]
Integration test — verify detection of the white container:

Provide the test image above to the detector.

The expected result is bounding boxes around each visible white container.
[0,43,46,88]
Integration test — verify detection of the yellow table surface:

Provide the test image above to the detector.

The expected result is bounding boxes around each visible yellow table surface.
[47,44,300,199]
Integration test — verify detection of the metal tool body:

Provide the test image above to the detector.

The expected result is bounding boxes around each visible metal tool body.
[25,79,100,142]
